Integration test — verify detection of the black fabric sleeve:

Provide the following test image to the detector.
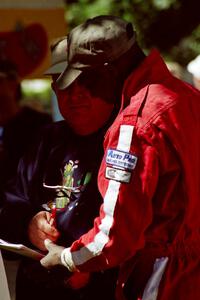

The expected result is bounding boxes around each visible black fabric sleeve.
[0,125,51,245]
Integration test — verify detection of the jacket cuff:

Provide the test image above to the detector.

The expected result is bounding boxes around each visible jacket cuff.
[61,248,77,272]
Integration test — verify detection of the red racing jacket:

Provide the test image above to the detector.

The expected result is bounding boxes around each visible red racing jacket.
[62,50,200,300]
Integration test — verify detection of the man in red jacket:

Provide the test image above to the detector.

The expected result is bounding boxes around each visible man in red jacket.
[26,15,200,300]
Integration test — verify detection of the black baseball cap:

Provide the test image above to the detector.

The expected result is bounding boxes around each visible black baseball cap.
[45,15,136,89]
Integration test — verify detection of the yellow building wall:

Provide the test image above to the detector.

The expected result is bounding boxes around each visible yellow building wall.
[0,8,67,78]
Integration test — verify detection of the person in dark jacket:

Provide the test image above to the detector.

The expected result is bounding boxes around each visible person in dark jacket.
[0,60,52,208]
[0,41,118,299]
[0,59,52,300]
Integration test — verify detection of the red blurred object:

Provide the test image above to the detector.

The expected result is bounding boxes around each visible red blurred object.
[65,272,90,290]
[0,23,48,78]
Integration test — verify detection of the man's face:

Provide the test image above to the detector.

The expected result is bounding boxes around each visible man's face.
[52,70,115,135]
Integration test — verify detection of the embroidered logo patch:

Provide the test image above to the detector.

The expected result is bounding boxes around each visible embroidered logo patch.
[42,159,92,211]
[106,149,137,170]
[105,166,131,183]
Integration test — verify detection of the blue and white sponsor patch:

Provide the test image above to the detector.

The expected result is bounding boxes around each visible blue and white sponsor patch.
[106,148,138,171]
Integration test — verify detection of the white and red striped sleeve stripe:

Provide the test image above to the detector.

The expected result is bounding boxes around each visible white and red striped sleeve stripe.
[61,125,135,270]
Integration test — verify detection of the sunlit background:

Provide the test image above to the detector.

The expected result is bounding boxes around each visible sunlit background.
[0,0,199,119]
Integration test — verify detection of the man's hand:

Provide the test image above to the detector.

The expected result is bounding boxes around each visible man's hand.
[28,211,60,251]
[40,239,64,268]
[41,239,90,290]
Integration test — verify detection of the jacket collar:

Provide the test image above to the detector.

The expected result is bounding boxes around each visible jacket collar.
[121,49,172,109]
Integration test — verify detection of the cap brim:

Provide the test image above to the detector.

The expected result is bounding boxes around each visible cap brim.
[56,66,82,90]
[44,61,68,75]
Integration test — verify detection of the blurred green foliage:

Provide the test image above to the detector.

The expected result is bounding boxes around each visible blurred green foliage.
[21,79,52,113]
[65,0,200,65]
